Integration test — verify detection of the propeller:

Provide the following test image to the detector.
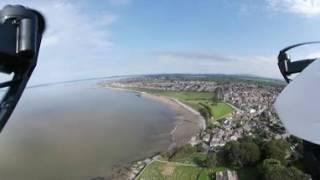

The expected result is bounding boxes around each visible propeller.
[278,41,320,83]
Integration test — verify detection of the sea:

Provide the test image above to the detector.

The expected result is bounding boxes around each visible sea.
[0,80,176,179]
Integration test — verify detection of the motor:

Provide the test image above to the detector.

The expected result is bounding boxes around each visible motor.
[0,5,45,132]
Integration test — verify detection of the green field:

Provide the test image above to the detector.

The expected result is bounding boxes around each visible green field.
[127,87,234,121]
[170,152,207,165]
[136,160,211,180]
[210,103,234,120]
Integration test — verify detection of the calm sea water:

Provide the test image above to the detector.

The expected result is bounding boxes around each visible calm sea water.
[0,80,176,180]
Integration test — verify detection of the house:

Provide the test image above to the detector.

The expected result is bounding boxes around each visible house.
[216,170,239,180]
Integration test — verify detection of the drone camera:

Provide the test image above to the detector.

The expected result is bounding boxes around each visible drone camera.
[0,5,45,132]
[0,5,45,74]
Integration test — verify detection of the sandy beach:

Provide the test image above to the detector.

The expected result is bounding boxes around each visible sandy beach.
[141,92,205,147]
[102,85,205,148]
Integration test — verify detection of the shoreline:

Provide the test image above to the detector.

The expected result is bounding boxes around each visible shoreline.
[100,85,207,179]
[102,85,205,148]
[140,91,205,147]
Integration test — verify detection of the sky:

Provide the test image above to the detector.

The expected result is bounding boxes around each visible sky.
[1,0,320,84]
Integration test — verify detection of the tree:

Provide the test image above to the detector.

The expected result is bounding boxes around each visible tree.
[206,153,217,168]
[239,142,261,166]
[199,107,210,120]
[224,141,241,166]
[260,159,310,180]
[223,140,261,167]
[285,167,311,180]
[263,139,289,165]
[241,136,263,146]
[212,94,218,105]
[199,103,213,120]
[195,143,204,152]
[261,159,285,180]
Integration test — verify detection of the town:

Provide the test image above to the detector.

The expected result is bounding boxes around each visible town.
[104,75,309,180]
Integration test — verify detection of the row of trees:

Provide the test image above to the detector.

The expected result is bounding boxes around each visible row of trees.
[224,139,261,167]
[217,137,310,180]
[261,159,310,180]
[160,137,309,180]
[223,137,290,167]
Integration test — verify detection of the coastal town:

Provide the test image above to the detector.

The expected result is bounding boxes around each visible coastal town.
[107,77,286,148]
[102,75,309,180]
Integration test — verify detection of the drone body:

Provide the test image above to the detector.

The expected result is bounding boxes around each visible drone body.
[275,59,320,144]
[276,42,320,179]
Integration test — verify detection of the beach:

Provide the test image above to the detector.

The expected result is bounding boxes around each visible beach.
[141,92,205,147]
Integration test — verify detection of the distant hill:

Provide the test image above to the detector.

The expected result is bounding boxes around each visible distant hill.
[125,74,286,86]
[26,73,286,89]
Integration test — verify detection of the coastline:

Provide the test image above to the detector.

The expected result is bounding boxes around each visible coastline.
[101,85,205,148]
[140,91,205,147]
[100,85,207,179]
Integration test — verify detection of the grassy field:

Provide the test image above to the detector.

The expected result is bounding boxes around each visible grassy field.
[167,146,207,165]
[210,103,234,120]
[136,160,211,180]
[170,152,207,165]
[127,87,234,121]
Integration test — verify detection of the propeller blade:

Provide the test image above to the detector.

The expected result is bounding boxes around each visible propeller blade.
[280,41,320,53]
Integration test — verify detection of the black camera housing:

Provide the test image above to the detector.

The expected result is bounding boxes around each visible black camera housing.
[0,5,45,132]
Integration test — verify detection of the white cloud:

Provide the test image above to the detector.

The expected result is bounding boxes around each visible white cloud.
[0,1,283,83]
[267,0,320,17]
[0,0,125,84]
[156,51,240,62]
[154,51,282,79]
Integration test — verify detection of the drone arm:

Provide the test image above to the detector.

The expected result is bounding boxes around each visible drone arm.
[285,59,316,74]
[0,64,34,131]
[0,79,21,88]
[0,5,45,132]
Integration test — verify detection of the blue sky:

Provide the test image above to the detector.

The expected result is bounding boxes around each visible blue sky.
[2,0,320,84]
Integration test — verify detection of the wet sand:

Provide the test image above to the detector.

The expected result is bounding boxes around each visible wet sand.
[141,92,205,147]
